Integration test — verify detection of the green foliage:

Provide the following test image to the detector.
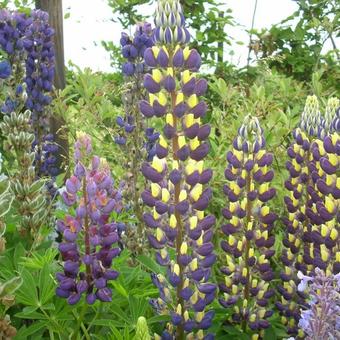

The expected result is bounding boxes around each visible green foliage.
[251,0,339,85]
[0,0,33,12]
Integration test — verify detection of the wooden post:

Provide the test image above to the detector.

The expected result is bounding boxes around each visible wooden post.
[35,0,68,173]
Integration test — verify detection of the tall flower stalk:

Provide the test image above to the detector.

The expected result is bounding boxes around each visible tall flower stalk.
[0,9,58,183]
[306,97,339,276]
[0,9,30,115]
[278,95,339,338]
[141,1,216,338]
[219,115,277,339]
[24,10,58,180]
[278,96,321,338]
[115,23,154,252]
[56,134,123,305]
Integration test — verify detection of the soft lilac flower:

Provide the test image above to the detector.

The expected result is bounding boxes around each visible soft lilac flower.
[297,272,313,292]
[56,135,123,304]
[297,268,340,340]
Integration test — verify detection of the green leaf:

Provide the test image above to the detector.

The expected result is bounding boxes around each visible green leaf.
[38,264,55,305]
[13,243,26,268]
[15,321,48,338]
[136,255,162,273]
[109,325,125,340]
[112,281,128,298]
[15,310,47,320]
[15,268,39,306]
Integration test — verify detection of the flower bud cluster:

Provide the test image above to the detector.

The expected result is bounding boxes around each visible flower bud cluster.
[0,111,49,241]
[154,0,190,45]
[323,97,339,134]
[299,95,323,138]
[279,96,339,338]
[0,152,13,252]
[56,134,124,305]
[141,1,215,338]
[219,115,277,339]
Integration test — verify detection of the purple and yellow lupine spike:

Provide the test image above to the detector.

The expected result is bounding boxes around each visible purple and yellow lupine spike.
[278,96,323,338]
[219,115,277,339]
[141,1,216,339]
[306,97,339,275]
[279,95,339,338]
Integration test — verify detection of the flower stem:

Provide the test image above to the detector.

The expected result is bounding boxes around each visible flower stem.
[132,72,145,237]
[242,170,253,332]
[171,88,185,340]
[82,175,91,281]
[72,303,88,340]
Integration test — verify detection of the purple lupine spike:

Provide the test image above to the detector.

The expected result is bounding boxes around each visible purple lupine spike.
[116,21,154,149]
[56,135,123,304]
[219,115,277,338]
[0,10,58,184]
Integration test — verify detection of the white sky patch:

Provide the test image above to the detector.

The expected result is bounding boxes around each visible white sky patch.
[62,0,336,72]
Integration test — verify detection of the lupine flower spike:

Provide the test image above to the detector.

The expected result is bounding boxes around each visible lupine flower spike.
[25,10,58,180]
[0,9,30,114]
[306,97,339,276]
[0,9,58,184]
[56,134,123,304]
[116,23,154,252]
[278,95,339,338]
[219,115,277,340]
[141,1,216,339]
